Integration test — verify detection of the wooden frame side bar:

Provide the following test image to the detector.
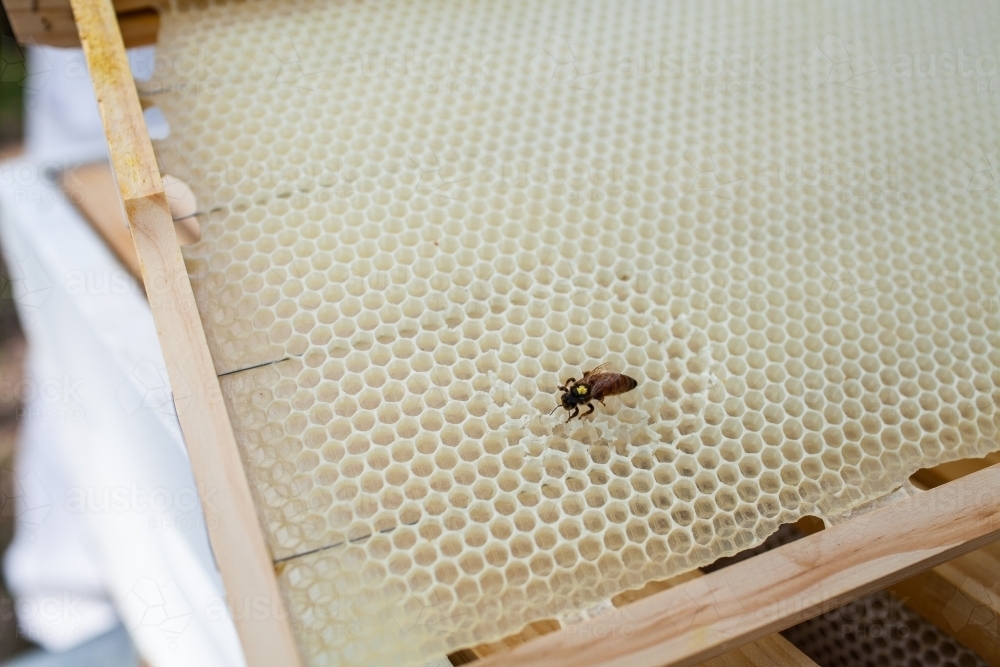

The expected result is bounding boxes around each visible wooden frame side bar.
[475,463,1000,667]
[68,1,303,665]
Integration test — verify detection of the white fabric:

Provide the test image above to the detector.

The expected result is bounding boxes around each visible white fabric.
[22,47,108,167]
[0,45,245,666]
[22,45,169,175]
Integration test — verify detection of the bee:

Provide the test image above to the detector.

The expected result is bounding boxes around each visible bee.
[550,363,638,422]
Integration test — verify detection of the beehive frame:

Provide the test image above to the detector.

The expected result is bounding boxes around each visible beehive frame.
[15,0,999,665]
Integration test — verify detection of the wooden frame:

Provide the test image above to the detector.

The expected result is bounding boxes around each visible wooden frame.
[34,1,1000,665]
[67,1,302,665]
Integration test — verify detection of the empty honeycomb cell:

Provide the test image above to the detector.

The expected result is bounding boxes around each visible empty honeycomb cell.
[160,0,1000,663]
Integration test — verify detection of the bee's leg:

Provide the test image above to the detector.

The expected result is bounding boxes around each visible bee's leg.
[598,398,606,406]
[582,402,596,418]
[566,406,579,423]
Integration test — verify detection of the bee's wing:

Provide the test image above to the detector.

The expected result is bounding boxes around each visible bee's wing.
[582,362,615,378]
[588,372,631,397]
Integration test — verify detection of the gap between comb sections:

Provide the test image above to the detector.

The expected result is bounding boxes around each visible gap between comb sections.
[273,521,421,565]
[217,356,295,377]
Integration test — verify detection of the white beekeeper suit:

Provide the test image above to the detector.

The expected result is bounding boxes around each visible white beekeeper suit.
[0,45,245,666]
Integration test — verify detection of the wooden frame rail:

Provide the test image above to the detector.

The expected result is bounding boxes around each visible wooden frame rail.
[69,1,302,665]
[454,569,820,666]
[61,2,1000,667]
[474,463,1000,667]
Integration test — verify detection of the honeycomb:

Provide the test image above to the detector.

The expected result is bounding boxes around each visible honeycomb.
[145,0,1000,664]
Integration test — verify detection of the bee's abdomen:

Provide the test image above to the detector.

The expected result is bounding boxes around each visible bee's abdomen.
[599,374,638,396]
[615,375,639,394]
